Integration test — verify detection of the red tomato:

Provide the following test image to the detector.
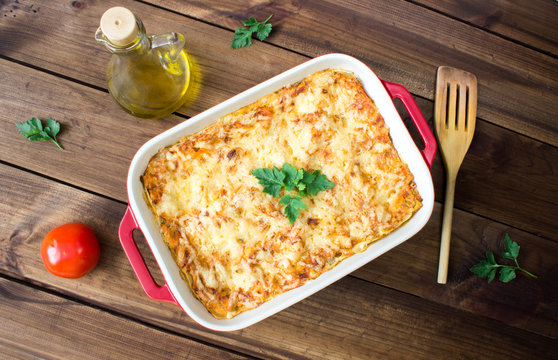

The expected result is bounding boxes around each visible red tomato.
[40,223,100,278]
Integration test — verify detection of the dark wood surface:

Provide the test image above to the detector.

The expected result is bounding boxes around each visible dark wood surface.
[1,0,557,358]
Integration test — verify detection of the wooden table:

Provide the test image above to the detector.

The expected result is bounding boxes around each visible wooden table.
[1,0,557,358]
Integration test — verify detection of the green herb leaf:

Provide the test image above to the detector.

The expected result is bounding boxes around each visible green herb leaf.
[242,17,260,31]
[301,169,317,183]
[297,169,315,196]
[499,266,517,283]
[304,170,335,196]
[279,195,306,225]
[470,258,496,278]
[16,117,64,150]
[470,254,501,283]
[487,268,497,283]
[282,163,304,191]
[45,117,61,137]
[251,167,285,197]
[502,234,520,260]
[16,117,43,137]
[232,27,253,49]
[486,251,497,265]
[233,14,273,49]
[470,235,537,283]
[251,163,334,223]
[255,21,272,41]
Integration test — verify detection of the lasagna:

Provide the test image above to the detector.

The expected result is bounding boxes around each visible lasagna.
[141,69,422,318]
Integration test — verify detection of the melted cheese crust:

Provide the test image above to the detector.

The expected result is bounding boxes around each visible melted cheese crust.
[141,69,422,318]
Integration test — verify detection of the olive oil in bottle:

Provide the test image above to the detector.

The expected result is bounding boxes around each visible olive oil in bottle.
[95,7,190,119]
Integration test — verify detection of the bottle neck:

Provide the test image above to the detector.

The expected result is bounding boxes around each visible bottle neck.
[95,15,150,55]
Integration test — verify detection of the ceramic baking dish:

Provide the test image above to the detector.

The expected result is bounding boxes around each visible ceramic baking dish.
[119,53,436,331]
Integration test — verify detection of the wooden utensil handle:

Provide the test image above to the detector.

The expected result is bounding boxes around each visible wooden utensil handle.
[437,174,457,284]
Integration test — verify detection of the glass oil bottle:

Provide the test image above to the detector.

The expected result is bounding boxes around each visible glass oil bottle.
[95,7,190,119]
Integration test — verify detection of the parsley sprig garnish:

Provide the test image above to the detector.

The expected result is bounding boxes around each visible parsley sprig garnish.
[251,163,335,224]
[279,195,307,224]
[232,14,273,49]
[16,117,64,150]
[470,234,537,283]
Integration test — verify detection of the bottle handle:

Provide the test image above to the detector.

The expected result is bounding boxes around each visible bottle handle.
[150,32,185,62]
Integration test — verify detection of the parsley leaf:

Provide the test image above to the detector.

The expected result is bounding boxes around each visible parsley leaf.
[502,234,520,260]
[470,235,537,283]
[255,16,273,41]
[487,266,497,283]
[251,163,334,224]
[470,252,498,283]
[282,163,304,191]
[296,169,315,196]
[16,117,64,150]
[499,266,517,283]
[232,27,253,49]
[242,17,261,31]
[279,195,306,225]
[303,170,335,196]
[232,14,273,49]
[251,166,285,197]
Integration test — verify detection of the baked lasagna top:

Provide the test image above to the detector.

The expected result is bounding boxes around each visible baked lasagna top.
[141,69,422,319]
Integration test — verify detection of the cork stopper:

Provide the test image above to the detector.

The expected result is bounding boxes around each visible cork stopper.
[100,7,138,46]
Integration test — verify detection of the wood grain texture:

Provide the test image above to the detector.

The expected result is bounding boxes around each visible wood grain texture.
[1,160,557,353]
[1,56,557,241]
[0,0,556,147]
[146,0,558,147]
[413,0,558,56]
[1,0,556,239]
[0,0,302,118]
[355,198,558,338]
[0,278,247,360]
[1,58,556,339]
[398,97,558,242]
[2,0,558,358]
[434,67,478,284]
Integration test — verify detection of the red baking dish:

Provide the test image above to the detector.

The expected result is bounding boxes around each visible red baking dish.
[119,54,436,331]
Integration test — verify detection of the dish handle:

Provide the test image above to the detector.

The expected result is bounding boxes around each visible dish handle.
[381,80,436,168]
[118,206,178,305]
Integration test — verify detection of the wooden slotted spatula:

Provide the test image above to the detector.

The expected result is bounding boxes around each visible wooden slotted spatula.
[435,66,477,284]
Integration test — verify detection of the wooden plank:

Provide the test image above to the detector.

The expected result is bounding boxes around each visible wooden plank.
[0,0,301,118]
[2,0,557,240]
[399,98,558,241]
[0,278,248,359]
[0,0,556,146]
[145,0,558,147]
[355,196,558,338]
[412,0,558,56]
[1,57,557,242]
[1,0,556,357]
[0,343,35,360]
[1,161,557,347]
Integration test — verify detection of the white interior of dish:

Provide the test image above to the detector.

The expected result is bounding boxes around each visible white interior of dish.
[127,53,434,331]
